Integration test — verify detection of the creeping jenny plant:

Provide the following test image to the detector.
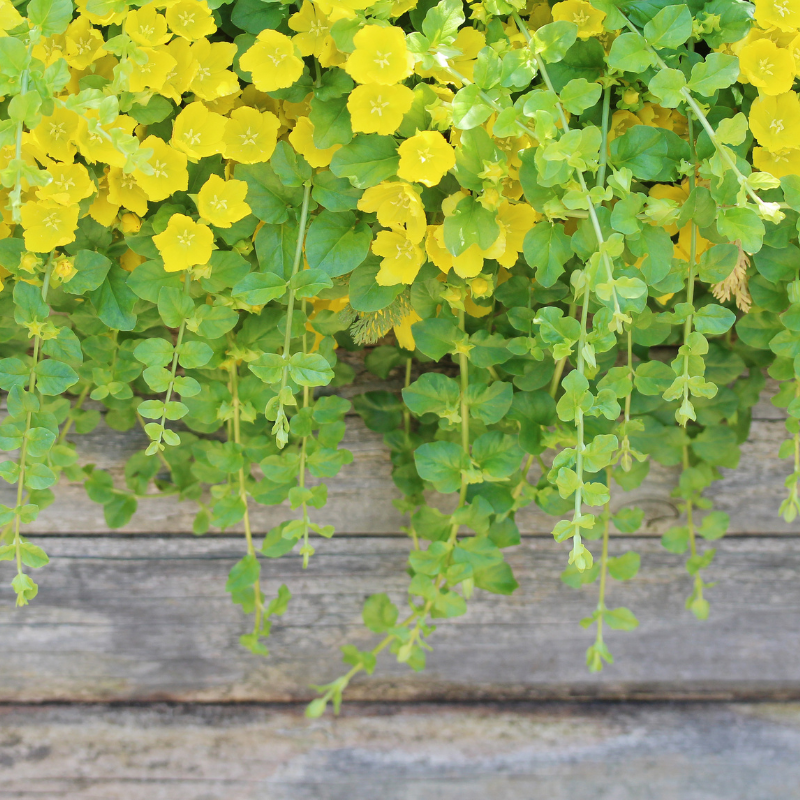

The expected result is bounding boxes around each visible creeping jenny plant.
[0,0,799,713]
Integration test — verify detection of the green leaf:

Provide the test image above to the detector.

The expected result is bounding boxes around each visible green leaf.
[422,0,464,46]
[311,171,362,212]
[249,353,284,384]
[688,53,740,96]
[643,4,692,48]
[634,361,674,395]
[415,440,465,493]
[534,21,578,64]
[134,338,174,367]
[473,561,519,595]
[466,381,513,425]
[362,592,399,633]
[305,210,372,278]
[27,0,72,36]
[309,94,352,149]
[607,552,640,581]
[89,266,137,331]
[443,196,498,256]
[348,260,404,312]
[25,462,57,490]
[200,250,251,293]
[403,373,461,418]
[603,606,639,630]
[693,304,736,335]
[236,162,304,224]
[232,272,286,305]
[411,317,466,360]
[193,305,239,339]
[607,32,655,73]
[0,358,29,392]
[35,360,78,395]
[559,78,602,114]
[62,251,111,295]
[717,207,764,254]
[158,286,194,327]
[472,431,524,480]
[26,427,55,458]
[352,390,403,433]
[19,541,49,569]
[126,259,182,303]
[330,134,399,189]
[231,0,284,33]
[523,221,572,287]
[288,353,334,387]
[609,126,681,181]
[225,553,260,592]
[291,269,334,300]
[698,244,739,283]
[648,67,686,108]
[178,341,213,369]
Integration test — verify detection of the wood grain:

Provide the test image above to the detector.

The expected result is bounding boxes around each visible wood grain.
[2,380,797,536]
[0,702,798,799]
[2,535,799,703]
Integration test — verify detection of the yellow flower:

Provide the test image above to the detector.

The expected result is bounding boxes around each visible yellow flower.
[348,83,414,135]
[128,47,178,93]
[165,0,216,41]
[393,308,421,351]
[418,27,485,87]
[754,146,800,178]
[197,175,251,228]
[120,249,146,272]
[37,162,95,206]
[495,201,537,268]
[76,0,125,25]
[396,131,455,187]
[120,213,142,234]
[158,37,199,103]
[607,110,639,142]
[125,4,171,47]
[345,25,412,85]
[288,116,340,167]
[107,168,149,216]
[551,0,606,39]
[153,214,214,272]
[289,1,331,58]
[739,39,796,96]
[189,40,239,101]
[76,113,137,168]
[171,101,227,160]
[18,253,41,274]
[64,16,105,70]
[0,0,24,33]
[222,106,280,163]
[20,201,79,253]
[240,30,305,92]
[754,0,800,32]
[53,256,77,283]
[372,230,425,285]
[749,91,800,151]
[32,108,79,163]
[88,175,120,226]
[134,135,189,201]
[357,180,426,243]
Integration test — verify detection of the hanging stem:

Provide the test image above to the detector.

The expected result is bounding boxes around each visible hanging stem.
[593,468,613,655]
[596,83,612,188]
[273,181,313,448]
[228,357,262,633]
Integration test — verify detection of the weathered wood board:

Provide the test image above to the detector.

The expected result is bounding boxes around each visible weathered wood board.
[1,702,798,799]
[2,535,799,703]
[1,387,797,536]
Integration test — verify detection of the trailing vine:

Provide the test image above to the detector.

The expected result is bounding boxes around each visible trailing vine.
[0,0,798,713]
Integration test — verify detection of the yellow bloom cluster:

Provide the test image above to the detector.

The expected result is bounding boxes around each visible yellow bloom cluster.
[737,0,800,177]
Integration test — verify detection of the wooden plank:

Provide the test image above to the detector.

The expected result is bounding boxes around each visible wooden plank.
[2,380,798,536]
[2,536,800,703]
[0,702,798,799]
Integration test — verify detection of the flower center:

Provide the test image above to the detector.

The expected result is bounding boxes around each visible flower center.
[184,128,202,145]
[758,58,774,76]
[770,117,785,135]
[153,160,168,178]
[178,11,195,26]
[210,195,228,211]
[573,11,589,25]
[776,0,790,17]
[369,96,388,116]
[55,176,75,190]
[196,66,210,79]
[239,127,258,146]
[374,51,391,68]
[416,147,432,164]
[267,51,286,65]
[43,212,60,230]
[49,122,66,140]
[178,231,194,247]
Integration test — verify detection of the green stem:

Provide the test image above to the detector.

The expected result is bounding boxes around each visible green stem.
[13,261,51,590]
[595,469,612,649]
[596,84,612,188]
[56,383,91,445]
[229,357,262,633]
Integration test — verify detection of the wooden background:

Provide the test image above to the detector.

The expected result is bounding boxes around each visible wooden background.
[2,370,799,798]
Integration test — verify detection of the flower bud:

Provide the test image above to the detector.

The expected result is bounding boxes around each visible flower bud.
[19,252,41,274]
[53,256,77,282]
[232,238,254,256]
[120,213,142,233]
